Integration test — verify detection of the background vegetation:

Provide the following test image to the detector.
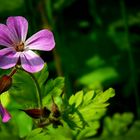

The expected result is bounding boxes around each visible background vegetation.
[0,0,140,139]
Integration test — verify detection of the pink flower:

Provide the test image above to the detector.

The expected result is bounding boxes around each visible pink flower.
[0,102,11,123]
[0,16,55,73]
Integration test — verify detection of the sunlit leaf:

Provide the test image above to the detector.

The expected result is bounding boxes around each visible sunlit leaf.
[63,88,115,139]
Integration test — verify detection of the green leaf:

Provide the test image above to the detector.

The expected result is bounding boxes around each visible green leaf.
[9,65,49,107]
[13,111,33,138]
[69,90,83,108]
[78,67,118,86]
[26,130,47,140]
[42,77,64,106]
[9,69,37,107]
[54,77,65,89]
[77,121,100,140]
[26,128,43,140]
[125,120,140,140]
[83,90,94,105]
[63,88,115,139]
[93,88,115,104]
[102,112,134,136]
[26,124,72,140]
[34,64,49,87]
[94,120,140,140]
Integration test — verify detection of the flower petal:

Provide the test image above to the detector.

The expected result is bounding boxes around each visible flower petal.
[25,29,55,51]
[0,103,11,123]
[6,16,28,42]
[20,50,44,73]
[0,48,19,69]
[0,24,14,47]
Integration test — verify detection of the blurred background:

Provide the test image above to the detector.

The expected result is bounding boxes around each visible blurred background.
[0,0,140,139]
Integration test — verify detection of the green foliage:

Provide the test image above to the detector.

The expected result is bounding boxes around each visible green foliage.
[94,113,140,140]
[34,64,49,89]
[26,125,72,140]
[78,67,118,86]
[125,121,140,140]
[0,111,33,140]
[1,66,115,140]
[9,69,38,107]
[62,88,115,139]
[42,76,64,106]
[102,112,134,136]
[1,0,139,139]
[24,85,115,140]
[14,111,33,138]
[26,128,48,140]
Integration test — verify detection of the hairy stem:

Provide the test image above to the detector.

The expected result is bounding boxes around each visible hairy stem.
[29,73,43,109]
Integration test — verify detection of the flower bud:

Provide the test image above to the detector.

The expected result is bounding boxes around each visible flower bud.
[20,107,51,119]
[0,75,12,94]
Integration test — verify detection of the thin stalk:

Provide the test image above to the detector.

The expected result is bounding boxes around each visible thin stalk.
[39,0,72,97]
[19,68,43,110]
[28,73,43,109]
[44,0,63,76]
[120,0,140,118]
[9,68,17,77]
[44,0,73,97]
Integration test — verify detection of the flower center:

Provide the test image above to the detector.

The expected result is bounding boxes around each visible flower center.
[14,42,24,52]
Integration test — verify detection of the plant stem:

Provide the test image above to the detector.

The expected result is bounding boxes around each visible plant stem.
[42,0,63,76]
[12,67,43,110]
[29,73,43,109]
[9,68,17,77]
[120,0,140,118]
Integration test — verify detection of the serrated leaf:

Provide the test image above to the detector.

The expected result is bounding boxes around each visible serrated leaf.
[43,77,64,97]
[65,88,115,139]
[42,77,64,106]
[77,121,100,140]
[93,88,115,104]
